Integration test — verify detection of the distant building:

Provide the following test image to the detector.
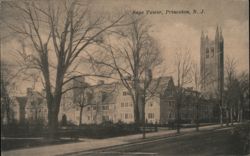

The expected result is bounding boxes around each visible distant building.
[1,96,21,124]
[24,88,47,124]
[200,26,224,97]
[9,77,216,125]
[180,88,215,123]
[78,76,176,124]
[145,77,176,124]
[2,88,47,125]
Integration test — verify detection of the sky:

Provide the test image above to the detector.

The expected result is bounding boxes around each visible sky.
[92,0,249,72]
[1,0,249,95]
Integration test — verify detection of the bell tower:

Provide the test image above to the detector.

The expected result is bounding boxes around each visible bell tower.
[200,26,224,97]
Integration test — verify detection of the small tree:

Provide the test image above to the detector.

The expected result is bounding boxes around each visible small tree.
[174,50,192,133]
[237,72,249,121]
[191,63,200,131]
[191,62,211,131]
[224,57,238,126]
[75,88,92,126]
[0,60,17,125]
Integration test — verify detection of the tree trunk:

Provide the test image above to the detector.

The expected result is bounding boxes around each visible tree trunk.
[239,109,243,122]
[237,111,240,122]
[219,93,223,127]
[48,109,59,139]
[141,98,146,139]
[226,108,229,126]
[196,101,199,131]
[134,103,140,124]
[133,88,140,124]
[79,107,83,126]
[176,101,181,134]
[219,106,223,127]
[237,104,240,122]
[230,106,233,126]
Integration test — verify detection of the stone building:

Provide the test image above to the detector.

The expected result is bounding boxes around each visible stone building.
[5,75,176,125]
[180,88,215,123]
[79,76,176,125]
[200,26,224,97]
[145,77,176,124]
[3,88,48,125]
[24,88,47,124]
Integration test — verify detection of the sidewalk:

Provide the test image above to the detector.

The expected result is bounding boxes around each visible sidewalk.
[1,124,227,156]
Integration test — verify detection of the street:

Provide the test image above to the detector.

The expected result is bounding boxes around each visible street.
[65,127,241,156]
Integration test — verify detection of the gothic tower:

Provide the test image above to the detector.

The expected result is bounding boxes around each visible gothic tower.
[200,26,224,97]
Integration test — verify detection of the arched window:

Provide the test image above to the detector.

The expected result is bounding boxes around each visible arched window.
[211,47,214,57]
[206,48,209,58]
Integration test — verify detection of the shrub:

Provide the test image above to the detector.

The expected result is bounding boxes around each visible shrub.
[58,122,141,139]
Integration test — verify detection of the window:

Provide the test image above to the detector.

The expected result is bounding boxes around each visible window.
[87,107,90,111]
[125,113,129,119]
[93,106,96,110]
[206,48,209,58]
[88,116,90,120]
[150,103,153,107]
[102,105,109,110]
[121,102,124,107]
[123,91,129,96]
[148,113,154,119]
[102,116,109,121]
[211,47,214,57]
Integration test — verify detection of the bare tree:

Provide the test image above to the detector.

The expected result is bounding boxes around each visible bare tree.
[191,63,200,131]
[75,88,93,125]
[237,72,249,122]
[212,82,224,127]
[90,15,163,127]
[1,60,14,125]
[4,0,126,138]
[174,50,192,133]
[191,62,211,131]
[224,56,238,126]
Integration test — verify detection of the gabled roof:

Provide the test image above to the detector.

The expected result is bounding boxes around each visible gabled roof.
[75,77,174,105]
[102,91,116,105]
[147,76,173,95]
[87,82,119,105]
